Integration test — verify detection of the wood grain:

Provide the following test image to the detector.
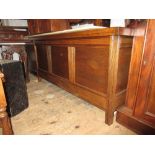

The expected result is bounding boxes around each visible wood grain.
[0,71,13,135]
[75,46,109,95]
[68,47,75,83]
[51,46,69,79]
[30,27,133,125]
[117,20,155,134]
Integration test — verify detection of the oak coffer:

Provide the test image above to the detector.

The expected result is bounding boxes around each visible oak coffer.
[28,27,134,125]
[0,60,28,117]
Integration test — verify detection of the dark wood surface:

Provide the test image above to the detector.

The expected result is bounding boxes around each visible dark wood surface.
[125,37,145,109]
[27,20,39,34]
[116,19,155,134]
[36,45,49,71]
[134,20,155,126]
[51,46,69,79]
[0,26,29,43]
[29,27,133,125]
[116,47,132,93]
[28,27,136,40]
[37,20,51,34]
[27,19,70,35]
[26,44,37,74]
[75,46,109,95]
[117,107,155,134]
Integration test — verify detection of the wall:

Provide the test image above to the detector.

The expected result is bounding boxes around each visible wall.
[1,19,27,26]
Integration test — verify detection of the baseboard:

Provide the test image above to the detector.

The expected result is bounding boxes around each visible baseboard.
[116,107,155,135]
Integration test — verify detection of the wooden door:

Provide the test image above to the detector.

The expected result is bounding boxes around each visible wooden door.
[134,20,155,127]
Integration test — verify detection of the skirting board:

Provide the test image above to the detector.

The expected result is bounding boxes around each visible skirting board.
[116,107,155,135]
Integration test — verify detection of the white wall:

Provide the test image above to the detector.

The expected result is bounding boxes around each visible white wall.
[1,19,27,26]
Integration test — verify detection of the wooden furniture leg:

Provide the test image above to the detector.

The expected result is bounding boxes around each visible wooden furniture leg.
[0,107,13,135]
[0,72,13,135]
[25,53,30,82]
[105,109,114,125]
[33,42,41,82]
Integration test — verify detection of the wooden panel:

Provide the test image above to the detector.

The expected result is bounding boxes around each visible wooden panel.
[50,19,70,31]
[75,46,109,94]
[51,46,69,79]
[125,36,145,109]
[37,19,51,33]
[28,19,70,35]
[116,47,132,93]
[27,20,39,34]
[134,57,155,126]
[119,36,133,47]
[114,91,126,109]
[46,46,52,74]
[147,67,155,114]
[68,47,75,83]
[38,69,107,110]
[35,37,110,46]
[134,20,155,127]
[116,20,155,133]
[36,45,48,71]
[117,107,155,134]
[28,19,51,34]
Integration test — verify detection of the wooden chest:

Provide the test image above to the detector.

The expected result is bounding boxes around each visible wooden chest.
[29,27,133,125]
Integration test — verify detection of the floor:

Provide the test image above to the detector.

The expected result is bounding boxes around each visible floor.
[11,75,136,135]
